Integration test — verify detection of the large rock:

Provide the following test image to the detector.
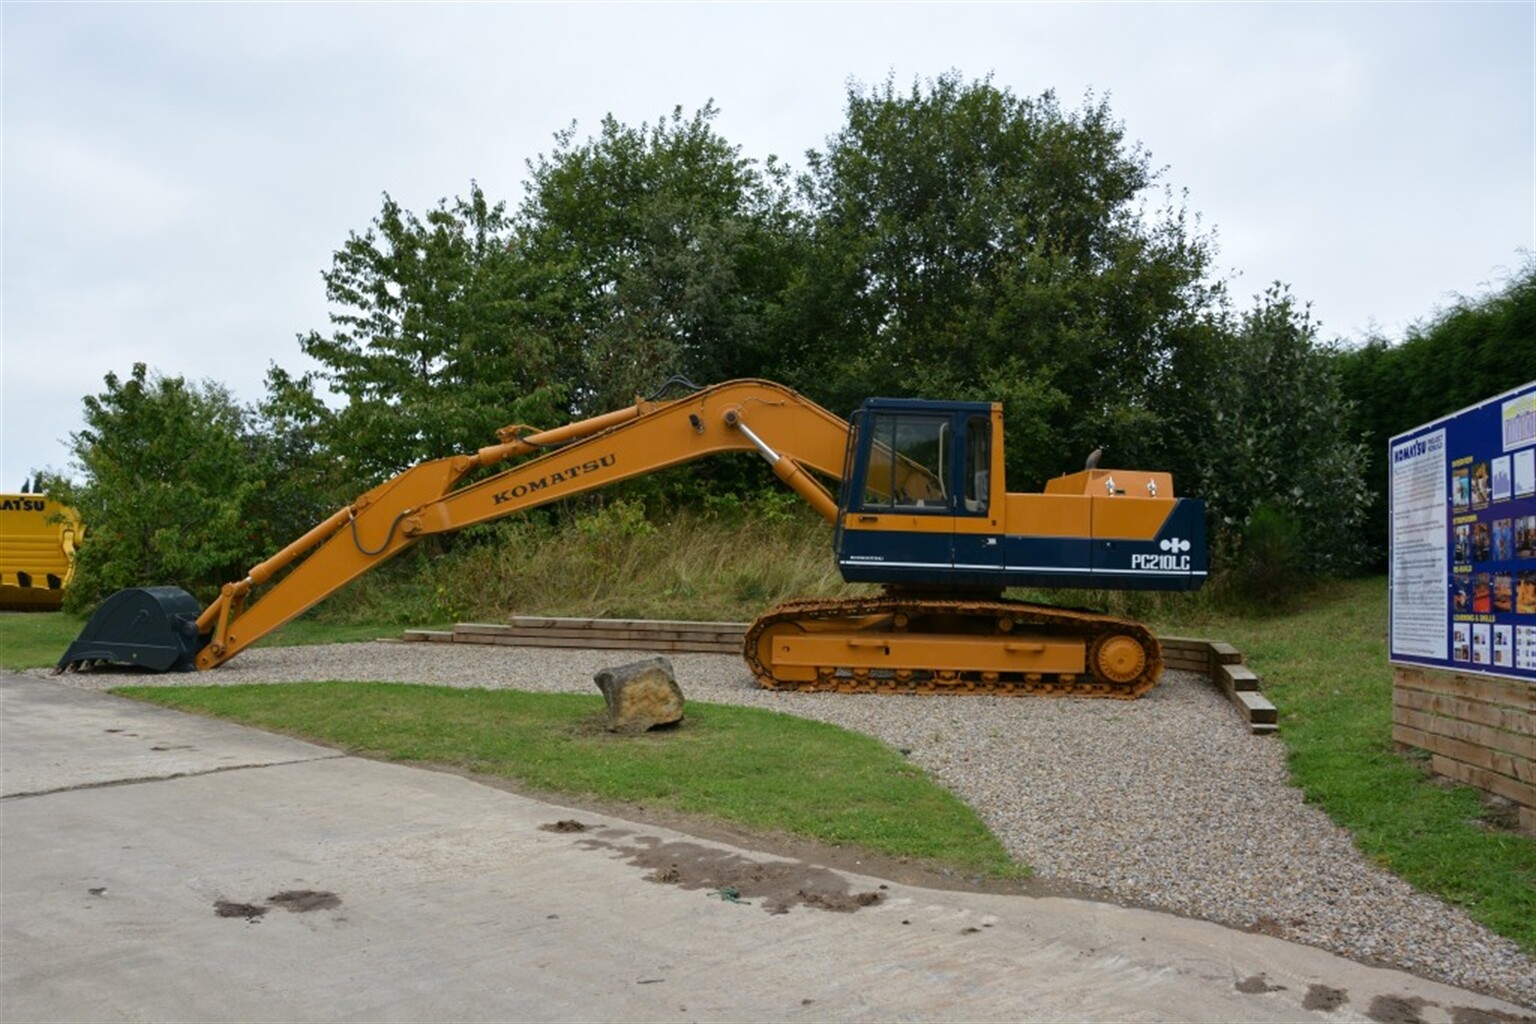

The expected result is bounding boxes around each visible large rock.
[593,656,685,733]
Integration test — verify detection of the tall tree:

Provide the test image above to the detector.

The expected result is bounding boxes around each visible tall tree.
[514,103,801,415]
[51,364,268,607]
[1335,261,1536,566]
[785,73,1221,485]
[250,364,354,542]
[298,183,564,482]
[1190,285,1370,578]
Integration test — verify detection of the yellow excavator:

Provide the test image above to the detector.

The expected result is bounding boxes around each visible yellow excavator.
[58,379,1206,697]
[2,492,83,611]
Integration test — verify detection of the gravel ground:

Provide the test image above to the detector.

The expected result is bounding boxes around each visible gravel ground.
[49,640,1536,1008]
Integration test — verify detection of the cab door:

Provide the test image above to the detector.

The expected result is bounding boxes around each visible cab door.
[949,415,1004,585]
[836,410,954,586]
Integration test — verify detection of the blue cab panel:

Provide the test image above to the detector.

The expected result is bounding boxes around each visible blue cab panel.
[837,497,1207,592]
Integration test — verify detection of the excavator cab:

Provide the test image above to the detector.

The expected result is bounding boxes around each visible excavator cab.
[835,397,1207,594]
[835,399,1004,590]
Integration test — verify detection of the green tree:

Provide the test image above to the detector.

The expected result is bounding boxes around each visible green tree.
[248,364,353,546]
[298,182,564,483]
[1190,285,1370,583]
[514,103,801,415]
[1335,261,1535,566]
[53,364,269,608]
[784,73,1221,485]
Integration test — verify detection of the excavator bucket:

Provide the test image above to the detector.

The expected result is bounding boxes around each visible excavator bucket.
[57,586,204,673]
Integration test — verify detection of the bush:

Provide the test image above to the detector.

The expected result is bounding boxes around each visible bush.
[54,365,271,609]
[1232,503,1308,609]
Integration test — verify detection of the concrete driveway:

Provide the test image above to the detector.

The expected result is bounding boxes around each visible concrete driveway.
[1,673,1528,1022]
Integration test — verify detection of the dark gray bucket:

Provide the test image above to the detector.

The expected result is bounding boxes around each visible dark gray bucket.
[57,586,205,673]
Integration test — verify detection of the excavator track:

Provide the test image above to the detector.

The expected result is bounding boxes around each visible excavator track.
[744,595,1163,698]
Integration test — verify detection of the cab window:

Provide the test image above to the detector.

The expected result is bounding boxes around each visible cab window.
[963,417,990,514]
[861,413,948,511]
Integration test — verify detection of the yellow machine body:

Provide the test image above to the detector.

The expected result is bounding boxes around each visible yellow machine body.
[1,494,83,611]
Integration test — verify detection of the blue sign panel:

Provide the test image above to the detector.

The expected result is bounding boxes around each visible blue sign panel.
[1389,381,1536,681]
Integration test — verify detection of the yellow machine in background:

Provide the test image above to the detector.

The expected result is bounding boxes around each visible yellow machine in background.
[0,493,83,611]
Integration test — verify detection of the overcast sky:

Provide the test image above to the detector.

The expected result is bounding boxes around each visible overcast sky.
[3,1,1531,486]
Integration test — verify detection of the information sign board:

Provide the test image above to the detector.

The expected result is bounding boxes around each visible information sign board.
[1389,381,1536,680]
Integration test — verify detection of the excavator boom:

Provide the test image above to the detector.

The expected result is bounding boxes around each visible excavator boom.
[60,381,849,672]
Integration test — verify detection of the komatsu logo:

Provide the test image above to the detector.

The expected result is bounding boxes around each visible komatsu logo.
[1393,432,1442,463]
[0,498,47,513]
[492,454,617,505]
[1131,536,1191,571]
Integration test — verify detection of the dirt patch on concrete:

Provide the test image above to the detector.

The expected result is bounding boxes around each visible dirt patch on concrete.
[1304,984,1349,1011]
[215,890,341,921]
[214,900,269,922]
[1369,995,1431,1023]
[1235,973,1286,994]
[556,823,888,915]
[798,888,884,912]
[1448,1007,1535,1024]
[471,766,1073,901]
[267,889,340,913]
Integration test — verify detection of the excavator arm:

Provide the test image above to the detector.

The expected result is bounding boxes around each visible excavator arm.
[59,380,853,672]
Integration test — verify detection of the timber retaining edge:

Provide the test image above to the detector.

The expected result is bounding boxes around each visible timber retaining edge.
[403,618,1278,733]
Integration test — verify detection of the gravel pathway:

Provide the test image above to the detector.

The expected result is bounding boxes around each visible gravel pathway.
[49,641,1536,1007]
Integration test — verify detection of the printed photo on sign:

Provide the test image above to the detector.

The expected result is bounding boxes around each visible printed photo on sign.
[1491,455,1512,502]
[1453,622,1471,662]
[1474,522,1491,561]
[1473,573,1492,613]
[1493,518,1513,561]
[1453,576,1472,612]
[1515,448,1534,498]
[1472,623,1490,664]
[1494,573,1514,613]
[1453,466,1472,508]
[1517,515,1536,559]
[1518,572,1536,615]
[1505,393,1536,451]
[1493,624,1513,668]
[1455,523,1473,563]
[1472,462,1491,506]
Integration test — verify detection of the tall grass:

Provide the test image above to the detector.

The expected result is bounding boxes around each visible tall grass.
[320,499,870,626]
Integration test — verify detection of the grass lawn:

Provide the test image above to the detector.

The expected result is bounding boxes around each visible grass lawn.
[117,681,1021,878]
[0,611,84,670]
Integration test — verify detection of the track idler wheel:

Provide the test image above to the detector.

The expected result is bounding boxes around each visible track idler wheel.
[1089,633,1149,685]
